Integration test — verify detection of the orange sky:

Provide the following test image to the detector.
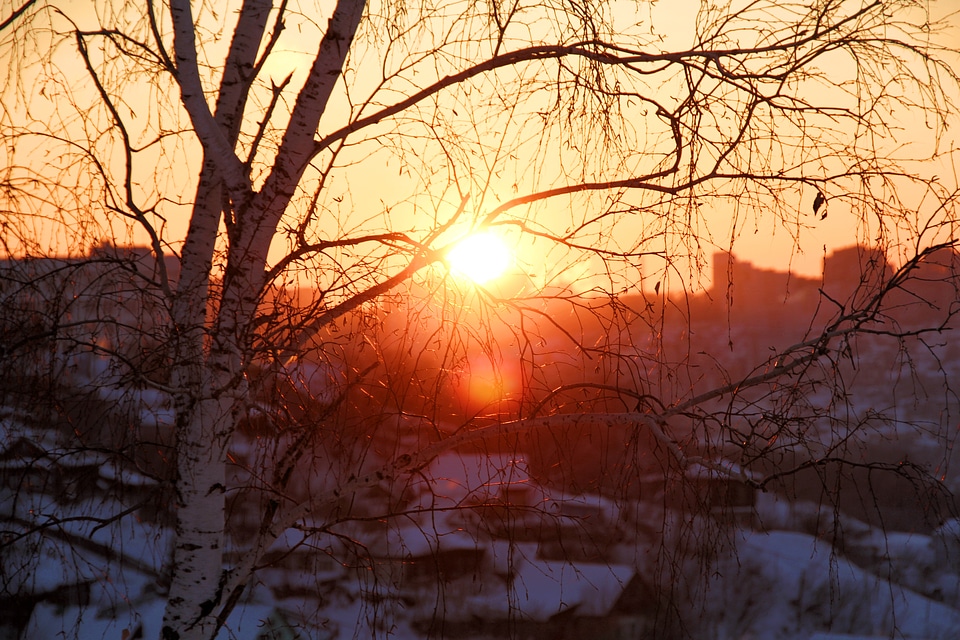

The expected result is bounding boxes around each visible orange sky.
[1,1,958,294]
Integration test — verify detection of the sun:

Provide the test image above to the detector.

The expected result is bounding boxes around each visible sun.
[447,232,512,285]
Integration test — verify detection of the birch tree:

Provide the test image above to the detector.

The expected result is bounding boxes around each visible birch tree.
[2,1,960,639]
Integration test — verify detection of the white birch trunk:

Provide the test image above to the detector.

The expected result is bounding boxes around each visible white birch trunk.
[161,393,230,640]
[161,2,270,638]
[160,1,367,638]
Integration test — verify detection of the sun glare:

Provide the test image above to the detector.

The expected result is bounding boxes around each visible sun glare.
[447,232,512,285]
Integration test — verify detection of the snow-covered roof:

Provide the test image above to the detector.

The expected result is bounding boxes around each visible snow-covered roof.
[0,414,59,456]
[511,559,634,619]
[410,450,538,509]
[685,459,758,481]
[934,517,960,539]
[545,491,620,521]
[97,462,159,487]
[453,551,634,623]
[734,530,960,639]
[381,520,481,558]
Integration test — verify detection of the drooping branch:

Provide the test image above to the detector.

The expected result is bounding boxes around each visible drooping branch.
[309,0,892,164]
[312,42,683,158]
[74,30,172,296]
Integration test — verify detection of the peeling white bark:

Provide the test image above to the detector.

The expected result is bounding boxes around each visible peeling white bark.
[161,394,230,640]
[160,1,368,638]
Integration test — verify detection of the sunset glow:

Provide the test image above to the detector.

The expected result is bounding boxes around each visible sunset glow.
[447,232,512,285]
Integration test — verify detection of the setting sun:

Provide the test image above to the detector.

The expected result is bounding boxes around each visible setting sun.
[447,232,512,285]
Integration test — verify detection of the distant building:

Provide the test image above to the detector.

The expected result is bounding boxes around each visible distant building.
[821,244,892,305]
[0,243,178,385]
[712,250,819,311]
[637,460,758,527]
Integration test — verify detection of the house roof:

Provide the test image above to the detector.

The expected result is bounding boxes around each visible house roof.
[377,519,482,558]
[510,559,635,620]
[450,543,634,623]
[409,450,541,510]
[685,459,758,481]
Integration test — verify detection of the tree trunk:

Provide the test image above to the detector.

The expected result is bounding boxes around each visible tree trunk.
[161,394,230,640]
[160,1,367,638]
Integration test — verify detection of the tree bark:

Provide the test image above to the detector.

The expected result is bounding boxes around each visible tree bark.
[160,1,367,638]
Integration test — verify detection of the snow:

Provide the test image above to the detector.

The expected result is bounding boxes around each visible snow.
[87,383,176,427]
[700,530,960,640]
[0,415,59,455]
[685,459,757,481]
[380,519,481,558]
[508,558,634,620]
[25,598,166,640]
[544,490,621,522]
[934,517,960,541]
[410,451,538,510]
[24,587,282,640]
[3,534,103,594]
[7,400,960,639]
[97,461,159,487]
[408,537,636,623]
